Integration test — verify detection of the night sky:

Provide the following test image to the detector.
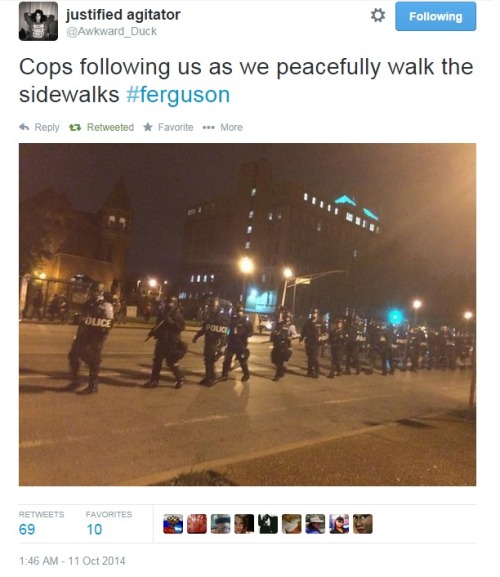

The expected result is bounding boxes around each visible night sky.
[19,143,475,281]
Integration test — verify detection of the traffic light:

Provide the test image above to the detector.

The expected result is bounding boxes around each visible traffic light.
[388,309,404,325]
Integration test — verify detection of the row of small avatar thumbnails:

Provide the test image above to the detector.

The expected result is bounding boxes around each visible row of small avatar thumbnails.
[163,513,373,535]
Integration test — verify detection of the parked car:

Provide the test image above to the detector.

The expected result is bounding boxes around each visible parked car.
[258,314,274,333]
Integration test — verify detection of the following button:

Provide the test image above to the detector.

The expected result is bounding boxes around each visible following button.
[396,2,476,31]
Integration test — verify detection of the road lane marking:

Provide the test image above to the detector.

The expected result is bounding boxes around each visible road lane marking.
[117,410,454,486]
[19,391,409,450]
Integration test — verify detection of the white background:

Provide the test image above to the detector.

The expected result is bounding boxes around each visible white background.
[6,0,499,573]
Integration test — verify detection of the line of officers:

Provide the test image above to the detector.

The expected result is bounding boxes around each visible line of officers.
[64,284,474,394]
[300,308,475,379]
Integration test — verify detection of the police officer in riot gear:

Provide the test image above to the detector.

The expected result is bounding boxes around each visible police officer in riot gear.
[328,317,347,378]
[344,316,364,375]
[367,320,394,376]
[438,325,457,370]
[66,281,114,394]
[193,297,229,386]
[299,308,327,378]
[403,326,421,372]
[270,311,297,381]
[221,304,253,382]
[143,295,187,389]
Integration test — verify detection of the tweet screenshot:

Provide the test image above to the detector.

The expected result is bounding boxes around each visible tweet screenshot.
[10,0,496,573]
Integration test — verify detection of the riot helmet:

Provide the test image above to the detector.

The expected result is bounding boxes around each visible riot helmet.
[89,281,105,298]
[166,295,178,309]
[207,297,220,313]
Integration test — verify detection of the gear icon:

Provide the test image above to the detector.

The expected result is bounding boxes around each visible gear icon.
[371,8,386,22]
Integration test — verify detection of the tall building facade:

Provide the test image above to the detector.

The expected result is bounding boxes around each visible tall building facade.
[179,160,382,317]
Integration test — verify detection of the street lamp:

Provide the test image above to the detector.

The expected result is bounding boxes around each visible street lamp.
[239,256,255,307]
[464,311,473,333]
[412,299,422,325]
[281,267,294,308]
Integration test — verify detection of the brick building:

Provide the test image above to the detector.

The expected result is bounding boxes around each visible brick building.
[19,180,133,316]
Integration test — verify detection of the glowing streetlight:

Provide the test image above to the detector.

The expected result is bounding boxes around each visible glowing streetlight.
[239,256,255,307]
[239,256,255,275]
[281,267,294,307]
[464,311,473,332]
[412,299,422,325]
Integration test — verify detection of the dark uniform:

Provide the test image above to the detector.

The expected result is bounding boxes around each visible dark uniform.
[403,327,422,372]
[368,322,394,375]
[425,329,439,369]
[193,297,229,386]
[67,282,114,394]
[221,305,253,382]
[270,313,297,381]
[143,296,187,389]
[344,318,364,375]
[438,326,456,370]
[328,318,347,378]
[300,308,327,378]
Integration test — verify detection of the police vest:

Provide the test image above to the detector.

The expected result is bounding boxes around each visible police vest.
[82,316,114,329]
[205,324,228,334]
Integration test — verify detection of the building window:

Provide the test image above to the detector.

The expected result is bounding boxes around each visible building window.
[327,204,331,212]
[369,224,375,232]
[196,274,201,282]
[210,274,215,281]
[249,210,254,219]
[203,275,207,282]
[303,192,308,201]
[190,275,195,283]
[108,215,116,225]
[362,220,367,228]
[320,200,324,208]
[119,217,126,228]
[277,211,282,219]
[346,212,353,222]
[247,225,253,234]
[312,197,316,205]
[187,208,196,216]
[335,208,339,215]
[261,274,266,282]
[198,206,202,213]
[245,241,251,250]
[317,221,322,232]
[251,188,257,196]
[353,250,358,258]
[268,212,273,221]
[355,217,361,226]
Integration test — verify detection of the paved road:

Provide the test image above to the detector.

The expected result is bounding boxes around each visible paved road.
[19,322,475,486]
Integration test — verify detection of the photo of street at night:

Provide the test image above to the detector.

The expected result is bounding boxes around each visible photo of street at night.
[19,144,475,486]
